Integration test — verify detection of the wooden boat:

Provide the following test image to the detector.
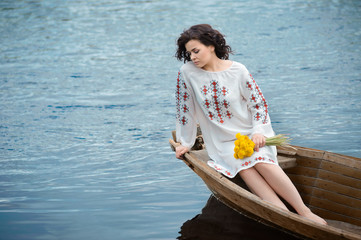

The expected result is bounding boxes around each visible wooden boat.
[170,130,361,240]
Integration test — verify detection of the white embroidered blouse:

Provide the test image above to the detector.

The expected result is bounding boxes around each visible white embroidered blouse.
[175,61,278,178]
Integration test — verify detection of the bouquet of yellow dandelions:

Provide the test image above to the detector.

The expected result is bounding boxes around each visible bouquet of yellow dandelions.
[234,133,291,159]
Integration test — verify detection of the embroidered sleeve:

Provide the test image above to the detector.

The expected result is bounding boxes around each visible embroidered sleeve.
[175,71,197,148]
[240,69,274,137]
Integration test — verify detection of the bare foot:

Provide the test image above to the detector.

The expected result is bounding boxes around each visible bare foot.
[300,208,327,225]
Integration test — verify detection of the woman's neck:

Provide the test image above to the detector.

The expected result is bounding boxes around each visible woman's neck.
[202,57,232,72]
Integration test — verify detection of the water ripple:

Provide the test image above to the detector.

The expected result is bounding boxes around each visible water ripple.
[0,0,360,239]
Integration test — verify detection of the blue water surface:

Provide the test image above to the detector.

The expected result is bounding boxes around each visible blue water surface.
[1,0,360,239]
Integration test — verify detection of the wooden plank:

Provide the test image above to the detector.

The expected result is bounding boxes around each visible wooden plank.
[323,151,361,169]
[294,183,314,196]
[327,220,361,236]
[288,173,360,208]
[277,145,297,156]
[318,169,361,189]
[289,174,316,195]
[172,130,176,141]
[289,174,317,188]
[301,193,312,205]
[312,207,361,229]
[310,196,361,221]
[278,155,297,169]
[320,161,361,181]
[293,184,361,220]
[296,156,322,169]
[293,184,313,205]
[286,165,319,177]
[312,188,361,211]
[296,147,326,159]
[315,179,361,200]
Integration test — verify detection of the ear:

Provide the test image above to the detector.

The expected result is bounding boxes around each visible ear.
[207,45,215,52]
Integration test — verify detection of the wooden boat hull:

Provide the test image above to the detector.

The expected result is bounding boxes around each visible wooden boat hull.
[170,137,361,240]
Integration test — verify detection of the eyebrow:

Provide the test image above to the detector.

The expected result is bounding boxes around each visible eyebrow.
[186,48,198,54]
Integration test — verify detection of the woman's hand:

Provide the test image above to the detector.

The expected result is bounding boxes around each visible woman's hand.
[176,145,190,159]
[252,133,266,152]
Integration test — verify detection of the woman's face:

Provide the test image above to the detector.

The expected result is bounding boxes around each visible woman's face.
[185,39,215,69]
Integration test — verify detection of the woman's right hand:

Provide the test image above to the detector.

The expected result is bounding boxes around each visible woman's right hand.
[176,145,189,159]
[252,133,266,152]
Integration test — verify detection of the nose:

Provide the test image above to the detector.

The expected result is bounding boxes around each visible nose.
[190,52,196,61]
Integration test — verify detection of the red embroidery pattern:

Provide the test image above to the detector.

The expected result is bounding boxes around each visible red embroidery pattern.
[180,116,188,125]
[176,72,189,125]
[254,156,275,164]
[241,160,252,167]
[214,165,222,171]
[201,80,232,124]
[245,74,269,124]
[208,161,232,176]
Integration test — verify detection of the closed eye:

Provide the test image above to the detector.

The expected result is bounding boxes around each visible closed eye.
[186,48,200,55]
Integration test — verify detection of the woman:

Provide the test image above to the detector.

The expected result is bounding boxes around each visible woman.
[174,24,326,225]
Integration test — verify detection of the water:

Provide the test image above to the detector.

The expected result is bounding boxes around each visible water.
[0,0,360,239]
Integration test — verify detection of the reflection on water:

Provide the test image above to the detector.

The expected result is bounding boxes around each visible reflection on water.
[178,195,300,240]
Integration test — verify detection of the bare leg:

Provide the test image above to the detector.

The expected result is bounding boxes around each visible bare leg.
[254,163,327,225]
[239,167,288,211]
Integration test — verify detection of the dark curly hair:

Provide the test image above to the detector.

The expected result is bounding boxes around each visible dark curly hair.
[175,24,233,63]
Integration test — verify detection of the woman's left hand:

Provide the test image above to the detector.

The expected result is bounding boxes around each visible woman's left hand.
[175,145,190,159]
[252,133,266,152]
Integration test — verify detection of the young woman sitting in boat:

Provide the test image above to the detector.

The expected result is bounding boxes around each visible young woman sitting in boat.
[174,24,327,225]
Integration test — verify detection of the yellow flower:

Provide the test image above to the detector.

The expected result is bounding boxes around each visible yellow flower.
[238,151,245,159]
[233,133,291,160]
[245,147,254,156]
[234,134,255,159]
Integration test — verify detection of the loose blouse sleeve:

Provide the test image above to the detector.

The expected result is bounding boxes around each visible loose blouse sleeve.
[240,68,274,137]
[175,70,197,148]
